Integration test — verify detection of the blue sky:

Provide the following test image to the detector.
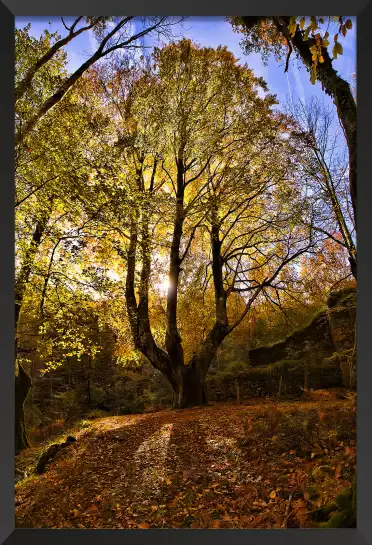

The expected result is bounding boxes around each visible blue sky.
[16,16,356,116]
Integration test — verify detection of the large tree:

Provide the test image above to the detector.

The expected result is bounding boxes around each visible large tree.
[89,40,315,408]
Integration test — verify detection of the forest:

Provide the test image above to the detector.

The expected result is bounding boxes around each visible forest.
[15,16,356,529]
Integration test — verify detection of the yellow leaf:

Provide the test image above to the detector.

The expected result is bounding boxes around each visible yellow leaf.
[300,17,305,29]
[270,490,277,499]
[319,56,324,63]
[72,509,79,518]
[165,478,172,485]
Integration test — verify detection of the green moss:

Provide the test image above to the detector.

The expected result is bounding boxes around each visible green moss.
[335,487,353,510]
[328,287,356,309]
[326,508,354,528]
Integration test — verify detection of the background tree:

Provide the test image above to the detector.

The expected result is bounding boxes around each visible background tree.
[229,16,357,225]
[15,16,182,145]
[287,97,356,278]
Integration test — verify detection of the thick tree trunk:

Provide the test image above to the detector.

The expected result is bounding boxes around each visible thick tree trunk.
[15,363,32,454]
[172,362,208,409]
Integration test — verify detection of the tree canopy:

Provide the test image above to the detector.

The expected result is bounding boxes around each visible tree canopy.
[15,21,356,451]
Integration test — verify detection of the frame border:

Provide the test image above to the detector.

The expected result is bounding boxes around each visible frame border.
[1,2,371,544]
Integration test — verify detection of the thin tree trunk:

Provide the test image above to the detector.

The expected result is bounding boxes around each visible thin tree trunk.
[15,363,31,454]
[239,16,357,224]
[15,17,102,102]
[87,354,92,408]
[14,17,169,146]
[276,16,357,224]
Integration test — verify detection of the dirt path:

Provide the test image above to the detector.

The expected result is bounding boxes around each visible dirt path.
[15,399,356,529]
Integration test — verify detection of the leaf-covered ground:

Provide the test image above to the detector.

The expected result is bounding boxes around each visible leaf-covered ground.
[15,396,356,529]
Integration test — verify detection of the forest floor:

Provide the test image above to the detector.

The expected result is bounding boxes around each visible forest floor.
[15,394,356,529]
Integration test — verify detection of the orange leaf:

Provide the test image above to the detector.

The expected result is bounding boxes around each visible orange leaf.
[138,523,150,529]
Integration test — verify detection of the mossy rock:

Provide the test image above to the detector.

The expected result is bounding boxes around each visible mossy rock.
[335,487,353,510]
[313,502,338,522]
[307,486,320,501]
[327,287,356,309]
[326,507,354,528]
[313,475,356,528]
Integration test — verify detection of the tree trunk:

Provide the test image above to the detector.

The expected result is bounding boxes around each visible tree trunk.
[275,16,357,224]
[238,16,357,224]
[172,363,208,409]
[15,363,32,454]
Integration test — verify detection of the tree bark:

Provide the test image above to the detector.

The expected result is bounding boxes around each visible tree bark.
[165,154,185,365]
[172,362,208,409]
[15,363,32,454]
[15,213,49,453]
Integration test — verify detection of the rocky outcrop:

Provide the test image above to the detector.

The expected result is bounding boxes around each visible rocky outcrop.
[247,287,356,387]
[206,288,356,401]
[207,359,342,401]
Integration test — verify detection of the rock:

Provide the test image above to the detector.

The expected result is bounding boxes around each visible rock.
[335,487,353,510]
[326,508,354,528]
[36,443,61,474]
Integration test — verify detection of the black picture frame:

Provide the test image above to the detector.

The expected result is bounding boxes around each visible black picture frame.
[1,2,371,544]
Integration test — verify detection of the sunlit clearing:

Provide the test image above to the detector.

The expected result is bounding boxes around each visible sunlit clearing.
[107,270,121,281]
[136,423,173,457]
[134,424,173,492]
[155,276,170,295]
